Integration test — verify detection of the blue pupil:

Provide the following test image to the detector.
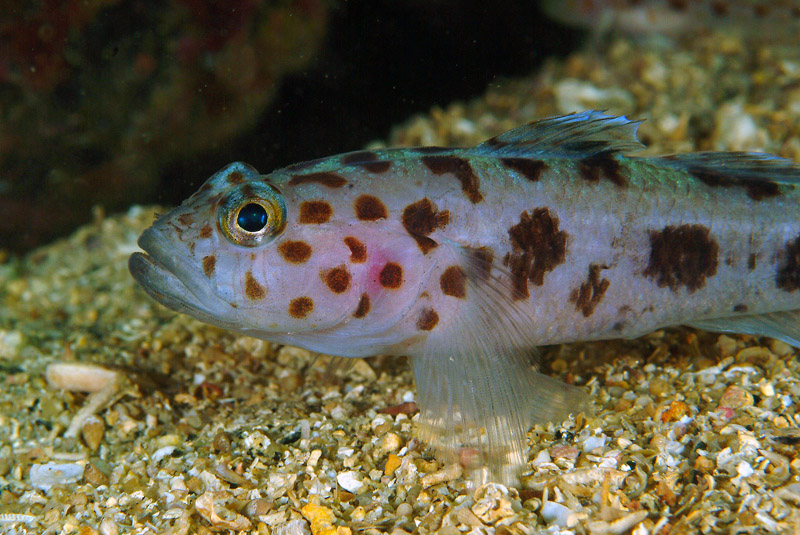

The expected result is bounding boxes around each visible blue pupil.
[237,203,268,232]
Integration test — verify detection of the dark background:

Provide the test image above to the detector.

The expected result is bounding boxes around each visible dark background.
[0,0,581,253]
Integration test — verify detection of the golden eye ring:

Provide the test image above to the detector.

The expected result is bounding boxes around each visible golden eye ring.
[218,183,287,247]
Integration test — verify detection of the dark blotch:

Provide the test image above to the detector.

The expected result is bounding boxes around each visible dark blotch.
[245,271,266,300]
[354,195,388,221]
[299,201,333,224]
[202,255,216,277]
[227,171,245,185]
[379,262,403,289]
[501,158,547,182]
[644,224,719,293]
[667,0,688,10]
[199,223,213,239]
[402,198,449,254]
[440,265,466,299]
[688,166,781,201]
[178,213,194,226]
[288,296,314,318]
[777,235,800,292]
[421,155,484,203]
[748,253,757,271]
[322,266,351,294]
[504,208,569,299]
[353,293,371,318]
[288,172,347,188]
[278,241,312,263]
[570,264,610,317]
[341,151,392,173]
[578,153,626,188]
[416,308,439,331]
[733,304,748,312]
[344,237,367,263]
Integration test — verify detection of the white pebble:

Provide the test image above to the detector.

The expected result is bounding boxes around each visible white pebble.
[45,362,118,392]
[152,446,177,463]
[29,462,85,491]
[0,330,23,359]
[737,461,754,478]
[555,79,634,114]
[337,471,364,493]
[582,435,607,452]
[274,519,311,535]
[541,501,572,527]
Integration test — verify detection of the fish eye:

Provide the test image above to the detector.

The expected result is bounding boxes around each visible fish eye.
[218,183,287,247]
[237,203,268,232]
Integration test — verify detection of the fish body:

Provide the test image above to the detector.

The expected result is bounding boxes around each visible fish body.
[130,111,800,484]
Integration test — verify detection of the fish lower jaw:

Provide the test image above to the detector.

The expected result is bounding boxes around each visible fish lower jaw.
[128,252,221,322]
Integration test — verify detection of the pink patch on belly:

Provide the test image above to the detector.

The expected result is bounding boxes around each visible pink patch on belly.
[365,251,391,294]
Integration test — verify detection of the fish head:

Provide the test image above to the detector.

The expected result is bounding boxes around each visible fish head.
[130,162,430,355]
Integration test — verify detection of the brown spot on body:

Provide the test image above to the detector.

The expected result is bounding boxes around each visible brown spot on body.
[353,293,371,318]
[278,240,312,263]
[288,172,347,188]
[202,255,216,277]
[505,208,569,299]
[578,153,626,188]
[733,304,748,312]
[188,241,196,255]
[667,0,688,10]
[643,224,719,293]
[753,4,768,17]
[416,308,439,331]
[777,235,800,292]
[440,266,466,299]
[178,213,194,226]
[227,171,245,185]
[245,271,266,300]
[322,266,351,294]
[200,223,213,239]
[344,237,366,262]
[688,166,780,201]
[354,195,388,221]
[570,264,610,317]
[500,158,547,182]
[341,151,392,173]
[421,155,484,203]
[299,201,332,224]
[289,297,314,318]
[379,262,403,289]
[748,253,757,271]
[402,198,449,254]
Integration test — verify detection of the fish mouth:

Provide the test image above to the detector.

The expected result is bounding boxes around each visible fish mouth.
[128,227,232,327]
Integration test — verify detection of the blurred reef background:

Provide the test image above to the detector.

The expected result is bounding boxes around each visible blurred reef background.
[0,0,579,254]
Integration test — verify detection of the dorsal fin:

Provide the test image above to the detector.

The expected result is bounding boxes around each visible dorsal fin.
[661,152,800,185]
[475,110,644,157]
